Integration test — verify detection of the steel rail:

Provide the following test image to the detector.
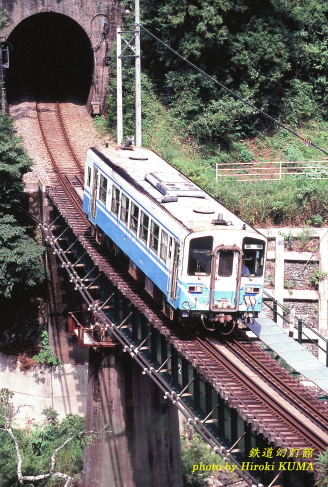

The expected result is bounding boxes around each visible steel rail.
[197,338,327,452]
[35,101,85,217]
[39,219,259,487]
[226,338,328,430]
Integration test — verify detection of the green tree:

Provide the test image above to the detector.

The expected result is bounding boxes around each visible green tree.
[0,113,44,299]
[0,390,86,486]
[126,0,328,145]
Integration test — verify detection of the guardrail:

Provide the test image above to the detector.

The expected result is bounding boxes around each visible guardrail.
[216,160,328,181]
[263,290,328,367]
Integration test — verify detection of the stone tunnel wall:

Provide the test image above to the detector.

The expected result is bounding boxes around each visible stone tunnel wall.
[0,0,121,112]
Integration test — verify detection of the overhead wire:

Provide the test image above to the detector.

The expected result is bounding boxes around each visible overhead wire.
[137,23,328,158]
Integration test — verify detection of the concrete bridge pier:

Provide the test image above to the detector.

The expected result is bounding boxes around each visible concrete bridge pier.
[83,348,183,487]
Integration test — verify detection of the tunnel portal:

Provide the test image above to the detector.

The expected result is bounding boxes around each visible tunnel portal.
[7,12,94,104]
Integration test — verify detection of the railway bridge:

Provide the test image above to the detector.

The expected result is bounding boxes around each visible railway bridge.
[1,2,328,487]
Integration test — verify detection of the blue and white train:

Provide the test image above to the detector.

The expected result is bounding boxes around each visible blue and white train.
[83,146,267,334]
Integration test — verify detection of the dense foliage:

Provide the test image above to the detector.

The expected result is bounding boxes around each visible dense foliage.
[0,113,43,299]
[181,430,225,487]
[106,1,328,226]
[318,449,328,487]
[123,0,328,146]
[0,390,85,487]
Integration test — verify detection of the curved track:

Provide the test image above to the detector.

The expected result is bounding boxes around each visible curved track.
[36,101,85,216]
[35,101,328,455]
[226,336,328,429]
[196,337,328,452]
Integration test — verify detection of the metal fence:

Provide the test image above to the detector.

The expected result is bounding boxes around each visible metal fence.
[216,160,328,182]
[263,290,328,369]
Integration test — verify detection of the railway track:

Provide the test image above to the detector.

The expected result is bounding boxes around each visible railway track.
[196,337,328,452]
[35,101,328,456]
[225,336,328,431]
[36,101,85,216]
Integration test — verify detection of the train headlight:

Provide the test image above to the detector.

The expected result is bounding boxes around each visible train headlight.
[244,296,251,307]
[188,285,203,293]
[245,287,260,293]
[215,300,232,309]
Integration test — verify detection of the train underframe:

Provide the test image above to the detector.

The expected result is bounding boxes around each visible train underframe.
[92,225,252,336]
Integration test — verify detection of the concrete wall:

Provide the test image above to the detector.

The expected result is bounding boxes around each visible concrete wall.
[0,352,88,427]
[0,0,121,112]
[259,227,328,362]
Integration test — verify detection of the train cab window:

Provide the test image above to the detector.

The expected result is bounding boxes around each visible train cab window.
[120,194,130,224]
[139,211,149,244]
[111,186,120,215]
[150,221,160,253]
[188,236,213,276]
[218,250,234,277]
[99,175,108,204]
[86,166,92,187]
[130,202,139,234]
[242,238,265,277]
[160,231,169,262]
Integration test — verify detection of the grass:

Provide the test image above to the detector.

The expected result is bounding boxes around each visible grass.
[99,74,328,227]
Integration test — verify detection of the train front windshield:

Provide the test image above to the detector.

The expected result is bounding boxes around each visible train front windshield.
[188,236,213,275]
[242,238,265,277]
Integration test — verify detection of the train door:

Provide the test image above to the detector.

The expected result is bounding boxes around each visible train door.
[169,240,180,300]
[209,247,241,311]
[89,166,98,220]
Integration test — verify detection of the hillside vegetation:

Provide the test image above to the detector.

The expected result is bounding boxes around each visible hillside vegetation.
[104,0,328,226]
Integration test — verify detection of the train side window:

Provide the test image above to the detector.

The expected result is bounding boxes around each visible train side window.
[168,236,173,264]
[150,220,160,254]
[188,236,213,276]
[139,211,149,244]
[99,175,108,204]
[111,185,120,215]
[86,166,92,187]
[120,193,130,224]
[160,230,169,262]
[130,202,139,234]
[218,250,234,277]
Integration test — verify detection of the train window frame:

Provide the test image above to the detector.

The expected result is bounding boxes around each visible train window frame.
[242,238,265,277]
[187,236,213,276]
[86,166,92,187]
[120,193,130,224]
[149,220,160,254]
[160,230,169,262]
[99,174,108,205]
[218,250,234,277]
[129,201,139,234]
[111,185,120,216]
[139,210,150,244]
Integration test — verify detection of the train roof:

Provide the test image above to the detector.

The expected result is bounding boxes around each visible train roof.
[89,146,264,239]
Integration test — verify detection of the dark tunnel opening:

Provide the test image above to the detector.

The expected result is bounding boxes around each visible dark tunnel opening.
[6,12,94,104]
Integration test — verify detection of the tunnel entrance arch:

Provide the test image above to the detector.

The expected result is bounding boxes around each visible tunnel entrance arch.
[7,12,94,105]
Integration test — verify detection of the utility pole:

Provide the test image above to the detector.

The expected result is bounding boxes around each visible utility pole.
[0,39,9,114]
[116,25,123,145]
[134,0,142,147]
[116,0,142,147]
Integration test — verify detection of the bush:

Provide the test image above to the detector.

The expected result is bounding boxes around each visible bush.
[33,331,63,367]
[310,269,328,287]
[181,429,224,487]
[308,214,324,227]
[317,448,328,487]
[18,354,37,370]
